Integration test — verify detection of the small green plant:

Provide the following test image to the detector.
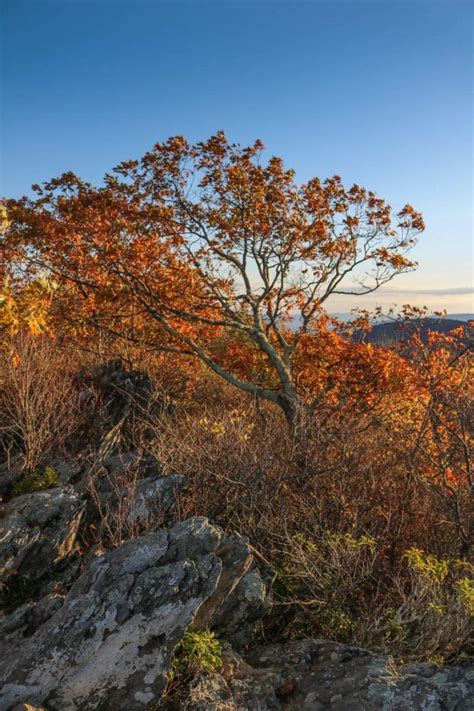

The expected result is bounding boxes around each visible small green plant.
[13,466,60,496]
[171,630,222,678]
[318,607,355,641]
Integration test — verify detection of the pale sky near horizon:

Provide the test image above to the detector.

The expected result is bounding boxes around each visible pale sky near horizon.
[1,0,472,314]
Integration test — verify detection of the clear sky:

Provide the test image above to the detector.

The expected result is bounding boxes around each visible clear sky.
[1,0,472,314]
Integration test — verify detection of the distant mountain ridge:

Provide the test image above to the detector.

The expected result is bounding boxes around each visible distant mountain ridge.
[448,314,474,322]
[331,312,474,324]
[355,317,472,346]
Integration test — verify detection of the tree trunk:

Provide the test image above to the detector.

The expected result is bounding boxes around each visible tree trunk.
[277,392,309,472]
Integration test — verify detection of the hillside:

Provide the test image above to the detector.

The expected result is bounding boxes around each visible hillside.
[355,317,472,346]
[1,132,472,709]
[1,359,472,710]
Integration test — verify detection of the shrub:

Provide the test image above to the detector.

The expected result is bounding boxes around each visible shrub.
[13,466,60,495]
[0,333,79,472]
[359,549,474,661]
[274,531,379,642]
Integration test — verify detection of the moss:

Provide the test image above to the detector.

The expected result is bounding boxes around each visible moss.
[13,466,60,496]
[171,630,222,678]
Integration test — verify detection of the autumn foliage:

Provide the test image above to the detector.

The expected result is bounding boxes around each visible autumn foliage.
[0,135,472,660]
[3,133,425,429]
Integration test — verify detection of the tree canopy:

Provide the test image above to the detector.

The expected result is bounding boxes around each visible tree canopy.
[3,133,425,427]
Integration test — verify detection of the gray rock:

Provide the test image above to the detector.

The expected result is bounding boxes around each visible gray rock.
[52,457,85,486]
[0,486,84,587]
[103,450,163,479]
[0,517,253,710]
[87,471,185,541]
[176,639,473,710]
[126,474,185,527]
[0,592,65,644]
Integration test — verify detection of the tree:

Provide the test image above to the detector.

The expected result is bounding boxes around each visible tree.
[1,205,58,337]
[3,133,424,433]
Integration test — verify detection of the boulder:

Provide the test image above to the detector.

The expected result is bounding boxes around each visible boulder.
[0,517,253,710]
[0,486,84,589]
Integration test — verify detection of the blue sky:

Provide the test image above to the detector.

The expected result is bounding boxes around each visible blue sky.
[1,0,472,313]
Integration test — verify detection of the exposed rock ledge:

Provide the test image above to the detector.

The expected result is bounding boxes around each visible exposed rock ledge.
[178,640,473,710]
[0,516,472,711]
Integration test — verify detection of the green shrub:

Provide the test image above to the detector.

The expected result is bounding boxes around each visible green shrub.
[360,549,474,661]
[13,466,60,496]
[171,630,222,678]
[275,534,472,661]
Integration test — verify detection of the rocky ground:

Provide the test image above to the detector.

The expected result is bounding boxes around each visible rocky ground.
[1,363,472,710]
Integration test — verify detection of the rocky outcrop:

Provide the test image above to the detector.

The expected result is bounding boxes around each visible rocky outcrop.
[1,510,472,710]
[180,639,474,710]
[74,360,171,454]
[0,486,84,589]
[0,473,472,710]
[0,517,253,710]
